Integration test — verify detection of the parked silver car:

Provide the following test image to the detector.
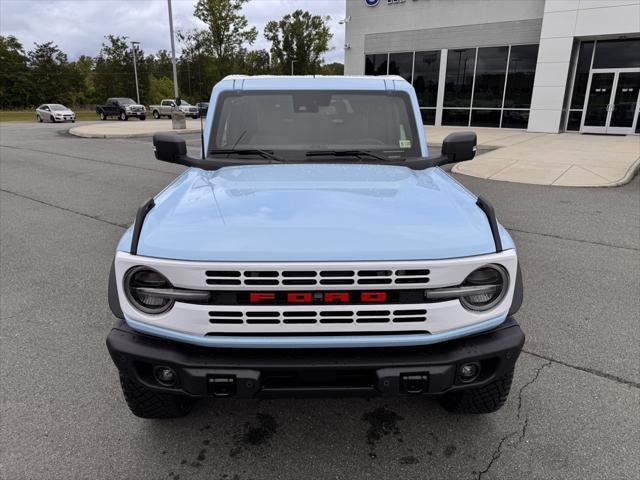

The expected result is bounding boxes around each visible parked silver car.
[36,104,76,123]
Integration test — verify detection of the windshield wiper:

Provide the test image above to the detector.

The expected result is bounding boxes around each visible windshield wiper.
[305,150,399,162]
[209,149,286,163]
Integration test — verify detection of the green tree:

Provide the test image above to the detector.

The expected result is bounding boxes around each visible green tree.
[93,35,143,102]
[241,49,271,75]
[264,10,332,75]
[27,41,73,106]
[0,36,31,108]
[320,62,344,76]
[193,0,257,60]
[147,75,175,104]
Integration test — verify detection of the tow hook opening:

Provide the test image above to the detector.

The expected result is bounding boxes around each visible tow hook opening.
[400,373,428,394]
[208,375,237,397]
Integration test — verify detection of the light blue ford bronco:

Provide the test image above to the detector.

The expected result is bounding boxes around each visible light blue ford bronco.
[107,75,524,418]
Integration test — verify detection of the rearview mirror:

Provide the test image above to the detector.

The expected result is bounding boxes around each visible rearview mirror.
[153,132,187,164]
[438,131,477,166]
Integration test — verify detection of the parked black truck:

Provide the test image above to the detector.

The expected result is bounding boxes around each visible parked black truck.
[96,98,146,121]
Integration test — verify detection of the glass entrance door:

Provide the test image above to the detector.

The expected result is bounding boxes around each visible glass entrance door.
[582,70,640,134]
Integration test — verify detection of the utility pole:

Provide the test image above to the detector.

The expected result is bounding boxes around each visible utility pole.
[167,0,179,99]
[131,41,140,104]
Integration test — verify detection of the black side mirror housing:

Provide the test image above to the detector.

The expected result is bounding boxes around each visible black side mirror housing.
[153,132,188,164]
[438,131,477,166]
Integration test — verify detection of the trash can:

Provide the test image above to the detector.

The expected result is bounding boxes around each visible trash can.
[171,108,186,130]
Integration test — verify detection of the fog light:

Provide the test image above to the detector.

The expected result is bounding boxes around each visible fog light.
[458,363,480,382]
[154,366,177,387]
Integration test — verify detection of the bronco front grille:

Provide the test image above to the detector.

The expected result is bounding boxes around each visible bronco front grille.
[205,268,430,288]
[209,307,428,325]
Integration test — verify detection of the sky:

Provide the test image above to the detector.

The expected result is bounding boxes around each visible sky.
[0,0,347,63]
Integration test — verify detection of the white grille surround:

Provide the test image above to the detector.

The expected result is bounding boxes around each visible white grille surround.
[115,249,518,341]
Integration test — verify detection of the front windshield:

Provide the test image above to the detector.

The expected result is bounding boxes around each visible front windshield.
[117,98,136,105]
[211,91,419,157]
[50,104,68,111]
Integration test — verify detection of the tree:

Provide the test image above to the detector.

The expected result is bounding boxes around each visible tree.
[241,49,271,75]
[27,42,74,106]
[147,75,175,104]
[193,0,257,60]
[320,62,344,76]
[0,36,31,108]
[264,10,332,75]
[93,35,142,102]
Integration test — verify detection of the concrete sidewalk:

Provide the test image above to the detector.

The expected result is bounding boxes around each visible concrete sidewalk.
[69,119,202,138]
[427,126,640,187]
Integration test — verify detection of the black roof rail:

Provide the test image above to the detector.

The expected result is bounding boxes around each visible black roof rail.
[476,196,503,253]
[130,198,155,255]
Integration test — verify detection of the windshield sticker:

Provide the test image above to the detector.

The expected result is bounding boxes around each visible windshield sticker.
[399,139,411,149]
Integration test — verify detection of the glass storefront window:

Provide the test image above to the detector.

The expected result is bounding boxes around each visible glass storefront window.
[471,109,501,128]
[593,38,640,69]
[365,54,388,76]
[566,110,583,131]
[472,47,509,108]
[365,43,539,129]
[420,108,436,126]
[413,50,440,108]
[388,52,413,83]
[503,44,539,108]
[442,109,470,126]
[570,42,594,109]
[444,48,476,107]
[501,110,529,129]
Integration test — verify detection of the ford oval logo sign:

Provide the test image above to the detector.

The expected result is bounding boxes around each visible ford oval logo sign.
[364,0,379,6]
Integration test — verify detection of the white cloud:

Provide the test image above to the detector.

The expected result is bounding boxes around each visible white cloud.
[0,0,346,63]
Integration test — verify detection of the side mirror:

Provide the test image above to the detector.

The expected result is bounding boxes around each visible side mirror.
[438,131,477,166]
[153,132,187,164]
[153,132,207,169]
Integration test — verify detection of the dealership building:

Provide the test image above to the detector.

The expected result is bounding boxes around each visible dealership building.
[344,0,640,134]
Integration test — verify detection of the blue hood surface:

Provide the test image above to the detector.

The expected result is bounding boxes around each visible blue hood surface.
[120,164,511,261]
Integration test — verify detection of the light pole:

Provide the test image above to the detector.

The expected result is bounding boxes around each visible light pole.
[291,59,297,76]
[167,0,179,99]
[131,41,140,104]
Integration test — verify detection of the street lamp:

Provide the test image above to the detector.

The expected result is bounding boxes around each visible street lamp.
[131,41,141,104]
[167,0,179,99]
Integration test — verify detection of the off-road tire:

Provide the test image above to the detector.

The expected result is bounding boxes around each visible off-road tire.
[438,368,514,414]
[153,110,160,119]
[140,115,146,121]
[99,111,106,121]
[119,374,195,419]
[119,111,128,121]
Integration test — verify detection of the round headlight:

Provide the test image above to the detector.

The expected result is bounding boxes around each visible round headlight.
[459,265,508,312]
[124,266,173,314]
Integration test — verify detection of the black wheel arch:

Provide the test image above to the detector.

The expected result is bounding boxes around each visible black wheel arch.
[508,262,523,316]
[108,259,124,319]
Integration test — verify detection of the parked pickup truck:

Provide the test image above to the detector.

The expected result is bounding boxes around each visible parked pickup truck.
[106,75,524,419]
[96,98,146,121]
[149,99,200,119]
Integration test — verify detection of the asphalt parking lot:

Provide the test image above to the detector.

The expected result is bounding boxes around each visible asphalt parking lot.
[1,121,638,480]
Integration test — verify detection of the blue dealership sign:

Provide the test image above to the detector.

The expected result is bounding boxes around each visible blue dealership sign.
[364,0,379,6]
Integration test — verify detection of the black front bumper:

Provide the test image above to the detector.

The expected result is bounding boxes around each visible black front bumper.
[106,318,524,398]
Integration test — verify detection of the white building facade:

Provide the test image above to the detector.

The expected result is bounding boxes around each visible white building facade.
[344,0,640,134]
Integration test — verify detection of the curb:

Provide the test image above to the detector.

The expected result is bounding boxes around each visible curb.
[68,127,201,139]
[450,150,639,189]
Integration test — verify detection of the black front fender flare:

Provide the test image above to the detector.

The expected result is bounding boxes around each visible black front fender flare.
[108,259,124,319]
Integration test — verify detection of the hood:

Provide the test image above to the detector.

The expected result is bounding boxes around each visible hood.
[120,164,511,261]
